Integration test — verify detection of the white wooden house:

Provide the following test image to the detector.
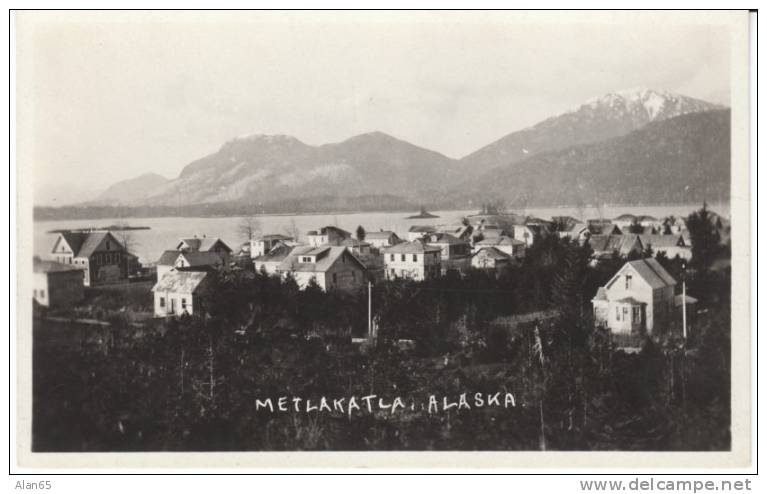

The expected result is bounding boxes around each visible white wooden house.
[591,258,677,335]
[382,241,441,280]
[152,271,210,318]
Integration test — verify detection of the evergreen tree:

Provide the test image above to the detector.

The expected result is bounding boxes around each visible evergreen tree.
[686,203,721,272]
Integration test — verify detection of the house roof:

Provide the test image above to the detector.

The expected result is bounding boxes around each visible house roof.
[607,258,677,290]
[306,226,351,237]
[592,287,607,301]
[278,245,365,273]
[473,246,512,260]
[157,250,183,266]
[564,222,589,233]
[53,232,89,255]
[383,241,441,254]
[435,225,473,237]
[675,294,699,306]
[408,225,437,233]
[54,231,122,258]
[254,243,297,263]
[475,235,525,247]
[637,215,659,222]
[77,232,114,258]
[178,237,232,253]
[33,258,83,274]
[424,233,467,245]
[179,251,223,267]
[365,231,398,240]
[589,234,641,255]
[152,271,208,294]
[614,296,645,305]
[638,234,686,249]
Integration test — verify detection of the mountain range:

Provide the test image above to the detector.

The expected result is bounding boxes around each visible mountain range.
[78,88,728,213]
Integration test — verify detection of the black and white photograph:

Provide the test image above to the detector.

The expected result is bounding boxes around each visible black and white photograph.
[12,9,754,471]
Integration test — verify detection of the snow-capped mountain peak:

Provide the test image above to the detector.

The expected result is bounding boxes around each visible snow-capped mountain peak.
[581,88,723,122]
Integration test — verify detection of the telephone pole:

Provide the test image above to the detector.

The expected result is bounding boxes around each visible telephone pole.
[681,261,687,339]
[368,281,373,340]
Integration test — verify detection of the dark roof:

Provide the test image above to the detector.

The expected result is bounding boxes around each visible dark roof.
[424,233,468,245]
[626,258,676,288]
[638,234,686,248]
[178,251,223,267]
[589,234,641,255]
[254,243,295,263]
[54,232,88,255]
[342,238,371,248]
[365,230,398,240]
[33,258,83,274]
[473,246,512,260]
[637,215,659,222]
[178,237,232,253]
[307,226,351,237]
[54,231,122,258]
[383,241,441,254]
[278,246,365,273]
[157,250,182,266]
[475,235,525,247]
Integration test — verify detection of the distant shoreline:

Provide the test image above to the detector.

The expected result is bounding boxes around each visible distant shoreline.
[33,200,730,223]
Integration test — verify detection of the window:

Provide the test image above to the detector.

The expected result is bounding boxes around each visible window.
[159,297,165,308]
[181,298,187,310]
[106,240,111,251]
[301,256,312,263]
[412,254,418,262]
[633,307,641,322]
[623,307,628,320]
[332,273,337,284]
[40,289,45,298]
[401,254,406,262]
[615,307,620,321]
[351,271,355,279]
[390,254,395,262]
[390,269,396,277]
[625,274,632,290]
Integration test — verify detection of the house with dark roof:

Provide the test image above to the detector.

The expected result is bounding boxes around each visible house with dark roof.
[472,235,526,259]
[151,271,210,318]
[250,234,295,258]
[587,219,622,235]
[365,230,402,249]
[591,258,677,335]
[277,245,367,291]
[33,258,85,308]
[306,226,352,247]
[176,236,232,264]
[156,250,224,282]
[434,224,474,242]
[558,222,590,243]
[382,241,441,280]
[638,234,692,260]
[253,242,298,275]
[423,233,471,260]
[50,231,133,286]
[341,238,372,256]
[588,234,644,262]
[407,225,437,242]
[471,247,513,273]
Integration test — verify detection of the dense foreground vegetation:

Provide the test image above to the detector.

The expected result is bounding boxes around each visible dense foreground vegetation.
[32,209,731,451]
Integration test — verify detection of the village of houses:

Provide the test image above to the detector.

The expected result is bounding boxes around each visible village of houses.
[34,209,722,343]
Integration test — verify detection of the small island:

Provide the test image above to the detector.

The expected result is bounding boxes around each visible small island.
[406,207,440,219]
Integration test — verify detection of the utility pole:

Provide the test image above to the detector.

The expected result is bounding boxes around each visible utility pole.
[681,261,687,339]
[368,281,373,340]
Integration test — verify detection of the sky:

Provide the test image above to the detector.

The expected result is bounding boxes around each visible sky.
[17,12,734,205]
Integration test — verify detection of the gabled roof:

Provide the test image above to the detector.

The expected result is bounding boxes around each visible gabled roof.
[614,296,645,305]
[278,246,366,273]
[365,230,398,240]
[638,234,686,248]
[473,246,512,260]
[564,222,589,233]
[589,234,642,255]
[53,232,89,255]
[383,241,441,254]
[157,250,183,266]
[178,237,232,253]
[152,271,208,294]
[254,243,297,263]
[33,258,83,274]
[306,226,351,237]
[637,215,659,222]
[178,251,223,267]
[475,235,525,247]
[607,258,677,291]
[424,233,467,245]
